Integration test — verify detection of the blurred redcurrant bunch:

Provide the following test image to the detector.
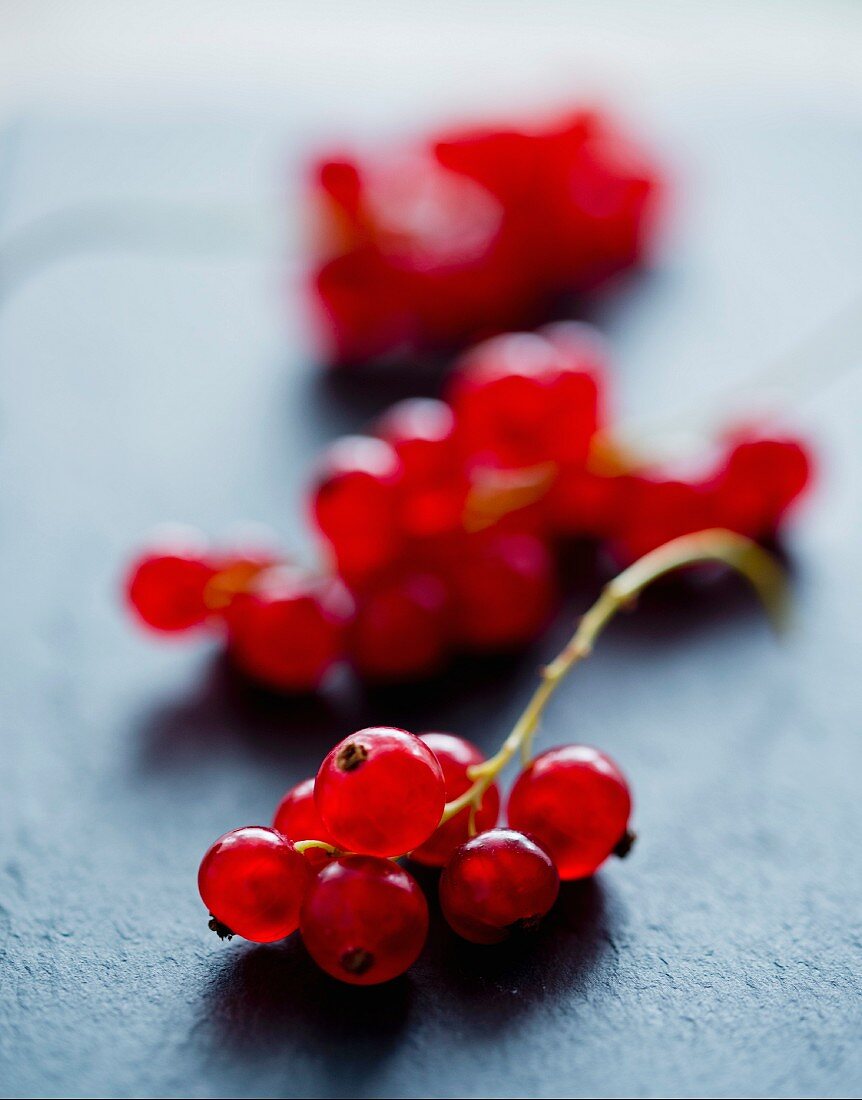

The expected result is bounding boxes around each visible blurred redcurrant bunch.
[125,324,812,692]
[310,108,660,365]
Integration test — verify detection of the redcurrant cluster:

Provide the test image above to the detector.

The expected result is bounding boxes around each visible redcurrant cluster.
[311,108,660,365]
[198,530,785,985]
[125,325,811,693]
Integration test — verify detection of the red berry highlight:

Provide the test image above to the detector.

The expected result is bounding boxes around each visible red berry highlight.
[273,778,335,871]
[410,733,500,866]
[315,727,445,857]
[300,855,429,985]
[198,826,312,943]
[507,745,632,880]
[439,828,559,944]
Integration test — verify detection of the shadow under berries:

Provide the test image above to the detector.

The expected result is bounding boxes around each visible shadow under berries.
[199,934,411,1089]
[132,651,358,777]
[409,874,620,1032]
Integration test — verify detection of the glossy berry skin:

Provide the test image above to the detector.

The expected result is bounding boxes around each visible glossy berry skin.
[300,856,429,985]
[226,567,353,692]
[439,828,559,944]
[348,572,451,681]
[315,727,445,857]
[273,778,335,871]
[507,745,632,880]
[198,826,313,943]
[447,532,555,650]
[311,435,404,585]
[410,733,500,866]
[126,542,216,633]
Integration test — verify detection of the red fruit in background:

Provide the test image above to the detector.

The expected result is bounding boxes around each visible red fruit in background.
[439,828,560,944]
[447,531,555,650]
[375,398,467,543]
[507,745,632,880]
[311,110,660,366]
[300,856,429,985]
[315,727,445,857]
[198,826,312,943]
[311,435,404,586]
[349,571,451,681]
[226,566,353,692]
[273,778,335,871]
[126,528,216,633]
[376,398,458,485]
[613,475,716,563]
[712,436,812,538]
[537,111,659,288]
[448,330,603,470]
[410,733,500,867]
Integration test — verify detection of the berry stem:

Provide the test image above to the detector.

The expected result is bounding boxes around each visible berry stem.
[440,528,786,827]
[294,839,341,857]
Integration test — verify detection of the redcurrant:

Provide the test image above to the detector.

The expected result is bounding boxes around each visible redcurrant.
[310,435,404,586]
[198,826,312,943]
[300,855,429,985]
[273,778,335,871]
[448,329,602,469]
[507,745,632,880]
[439,828,559,944]
[375,399,466,543]
[410,733,500,866]
[226,566,353,692]
[447,532,555,650]
[126,529,215,633]
[315,727,445,857]
[713,436,811,538]
[348,571,451,681]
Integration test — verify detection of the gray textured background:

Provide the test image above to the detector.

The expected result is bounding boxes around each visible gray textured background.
[1,4,861,1097]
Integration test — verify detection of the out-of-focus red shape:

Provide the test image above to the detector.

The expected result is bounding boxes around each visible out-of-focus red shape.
[309,110,661,366]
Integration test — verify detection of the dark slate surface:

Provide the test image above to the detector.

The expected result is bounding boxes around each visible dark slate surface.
[1,99,861,1100]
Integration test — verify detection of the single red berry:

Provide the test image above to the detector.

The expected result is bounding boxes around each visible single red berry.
[310,435,404,585]
[713,436,811,538]
[300,855,429,985]
[375,399,466,543]
[226,566,353,692]
[439,828,559,944]
[348,571,451,681]
[447,532,556,650]
[126,528,216,633]
[410,733,500,867]
[613,475,715,563]
[273,778,335,871]
[448,330,602,469]
[375,398,457,486]
[507,745,632,880]
[315,727,445,857]
[198,826,313,943]
[448,332,564,468]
